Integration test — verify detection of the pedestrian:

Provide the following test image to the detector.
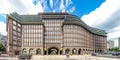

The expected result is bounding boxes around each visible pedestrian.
[66,53,69,58]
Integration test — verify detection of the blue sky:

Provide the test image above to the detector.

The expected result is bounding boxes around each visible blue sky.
[32,0,105,17]
[0,0,120,46]
[0,14,6,23]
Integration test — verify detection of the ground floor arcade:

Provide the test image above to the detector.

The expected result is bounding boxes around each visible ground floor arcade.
[21,47,105,55]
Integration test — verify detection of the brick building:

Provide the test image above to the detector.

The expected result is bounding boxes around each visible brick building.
[6,12,107,56]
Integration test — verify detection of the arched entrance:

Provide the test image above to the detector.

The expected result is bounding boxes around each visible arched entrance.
[65,48,70,54]
[72,48,77,54]
[29,48,34,55]
[78,48,81,55]
[48,47,59,55]
[100,50,102,53]
[22,48,27,55]
[36,48,41,55]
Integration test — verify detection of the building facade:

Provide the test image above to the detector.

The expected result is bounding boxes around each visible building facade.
[118,37,120,48]
[6,12,107,56]
[107,40,114,49]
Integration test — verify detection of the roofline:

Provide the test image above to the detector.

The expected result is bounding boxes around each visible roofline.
[63,22,107,37]
[7,12,107,36]
[38,12,69,15]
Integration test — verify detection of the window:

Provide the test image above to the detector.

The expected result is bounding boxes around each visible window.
[13,46,17,50]
[18,33,21,36]
[13,26,16,30]
[13,41,16,45]
[18,28,21,32]
[13,36,17,40]
[13,31,17,35]
[18,23,21,27]
[13,21,16,25]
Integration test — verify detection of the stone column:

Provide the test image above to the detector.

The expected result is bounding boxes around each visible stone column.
[47,51,48,55]
[21,49,22,55]
[34,50,35,55]
[63,49,65,55]
[81,49,84,55]
[70,49,72,55]
[27,49,29,55]
[76,49,78,55]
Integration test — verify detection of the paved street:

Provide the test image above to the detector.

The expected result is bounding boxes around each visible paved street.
[97,53,120,58]
[31,55,120,60]
[0,55,120,60]
[0,57,18,60]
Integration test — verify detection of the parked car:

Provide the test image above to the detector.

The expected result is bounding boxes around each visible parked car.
[18,54,27,59]
[27,54,32,59]
[91,53,98,56]
[112,52,120,56]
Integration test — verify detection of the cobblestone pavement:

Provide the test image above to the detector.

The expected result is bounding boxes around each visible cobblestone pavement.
[0,55,120,60]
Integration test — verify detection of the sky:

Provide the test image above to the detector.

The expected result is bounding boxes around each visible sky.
[0,0,120,46]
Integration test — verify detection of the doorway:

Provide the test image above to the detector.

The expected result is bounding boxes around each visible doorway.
[48,47,59,55]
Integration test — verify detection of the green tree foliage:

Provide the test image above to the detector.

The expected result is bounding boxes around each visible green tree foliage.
[0,42,5,51]
[110,47,120,52]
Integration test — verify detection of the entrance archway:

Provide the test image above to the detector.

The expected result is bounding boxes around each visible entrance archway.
[15,51,19,55]
[29,48,34,55]
[78,48,81,55]
[22,48,27,55]
[36,48,41,55]
[100,50,102,53]
[48,47,59,55]
[65,48,70,54]
[72,48,77,54]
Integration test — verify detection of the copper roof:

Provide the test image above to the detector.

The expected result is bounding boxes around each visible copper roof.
[7,12,107,36]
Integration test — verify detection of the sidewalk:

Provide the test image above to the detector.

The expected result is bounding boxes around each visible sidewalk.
[0,57,18,60]
[31,55,120,60]
[0,55,120,60]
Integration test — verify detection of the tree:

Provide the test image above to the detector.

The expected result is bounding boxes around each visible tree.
[110,47,120,52]
[0,42,5,51]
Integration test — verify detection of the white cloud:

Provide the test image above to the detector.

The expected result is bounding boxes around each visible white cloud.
[59,0,75,13]
[81,0,120,47]
[60,0,65,12]
[107,26,120,40]
[108,26,120,33]
[0,0,16,14]
[0,0,43,14]
[65,0,72,8]
[0,22,6,35]
[108,30,120,39]
[49,0,53,8]
[69,7,75,13]
[20,0,43,14]
[81,0,120,27]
